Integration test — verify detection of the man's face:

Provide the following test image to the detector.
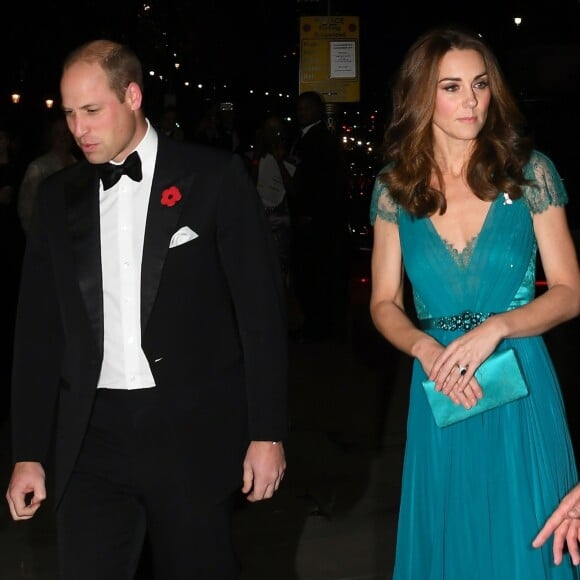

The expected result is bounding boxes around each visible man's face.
[60,61,142,164]
[296,99,320,128]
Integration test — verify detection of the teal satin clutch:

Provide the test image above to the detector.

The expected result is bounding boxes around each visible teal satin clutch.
[421,348,529,427]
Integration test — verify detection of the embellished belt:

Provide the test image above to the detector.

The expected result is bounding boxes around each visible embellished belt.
[419,310,495,332]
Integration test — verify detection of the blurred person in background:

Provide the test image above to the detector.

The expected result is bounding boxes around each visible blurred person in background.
[253,114,295,283]
[0,120,26,422]
[18,115,78,235]
[288,91,350,342]
[194,101,242,154]
[154,105,185,141]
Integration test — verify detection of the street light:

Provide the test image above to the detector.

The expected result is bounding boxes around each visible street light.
[514,17,522,27]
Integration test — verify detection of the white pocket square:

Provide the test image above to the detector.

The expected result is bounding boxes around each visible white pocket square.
[169,226,199,248]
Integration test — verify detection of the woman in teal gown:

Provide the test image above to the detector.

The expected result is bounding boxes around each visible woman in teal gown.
[369,27,580,579]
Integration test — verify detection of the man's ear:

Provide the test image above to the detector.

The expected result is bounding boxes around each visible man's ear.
[125,82,143,111]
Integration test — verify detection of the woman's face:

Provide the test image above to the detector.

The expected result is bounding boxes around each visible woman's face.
[432,48,491,143]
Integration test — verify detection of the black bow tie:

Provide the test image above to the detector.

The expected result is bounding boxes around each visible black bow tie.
[97,151,143,190]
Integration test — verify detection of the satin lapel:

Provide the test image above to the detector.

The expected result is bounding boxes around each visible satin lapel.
[65,166,104,352]
[141,141,195,331]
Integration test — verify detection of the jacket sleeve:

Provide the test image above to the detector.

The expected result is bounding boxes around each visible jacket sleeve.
[216,154,289,441]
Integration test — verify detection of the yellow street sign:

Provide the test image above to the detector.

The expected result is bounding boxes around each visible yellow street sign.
[299,16,360,103]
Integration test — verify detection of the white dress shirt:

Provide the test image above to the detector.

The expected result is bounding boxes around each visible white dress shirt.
[301,119,321,137]
[256,153,296,208]
[97,120,158,390]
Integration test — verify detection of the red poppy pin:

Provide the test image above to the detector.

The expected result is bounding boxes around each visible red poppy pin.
[161,186,182,207]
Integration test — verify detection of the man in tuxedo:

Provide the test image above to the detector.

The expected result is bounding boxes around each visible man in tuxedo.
[5,40,288,580]
[288,91,350,342]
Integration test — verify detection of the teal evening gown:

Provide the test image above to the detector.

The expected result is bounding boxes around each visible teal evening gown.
[370,150,580,579]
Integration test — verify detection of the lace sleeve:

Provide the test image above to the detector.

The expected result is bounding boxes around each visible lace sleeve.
[369,169,399,225]
[522,150,568,215]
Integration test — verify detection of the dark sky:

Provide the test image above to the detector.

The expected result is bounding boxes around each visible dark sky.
[1,0,579,122]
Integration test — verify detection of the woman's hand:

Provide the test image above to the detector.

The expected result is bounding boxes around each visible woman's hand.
[426,321,502,400]
[418,340,482,409]
[533,484,580,565]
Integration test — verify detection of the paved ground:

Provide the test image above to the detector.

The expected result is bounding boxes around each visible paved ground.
[0,253,578,580]
[0,328,408,580]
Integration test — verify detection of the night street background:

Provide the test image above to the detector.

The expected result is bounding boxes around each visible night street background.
[2,1,579,120]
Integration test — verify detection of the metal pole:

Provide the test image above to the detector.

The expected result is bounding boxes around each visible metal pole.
[324,102,339,134]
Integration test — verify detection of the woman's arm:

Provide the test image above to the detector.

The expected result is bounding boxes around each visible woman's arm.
[369,218,441,365]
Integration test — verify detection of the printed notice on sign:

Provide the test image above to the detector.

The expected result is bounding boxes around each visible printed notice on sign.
[330,41,356,78]
[299,16,360,102]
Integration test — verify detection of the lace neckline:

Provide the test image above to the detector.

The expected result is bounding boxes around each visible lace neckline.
[426,198,498,269]
[440,235,478,269]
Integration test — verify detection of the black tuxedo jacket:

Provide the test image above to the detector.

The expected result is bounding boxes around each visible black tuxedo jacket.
[10,134,289,506]
[290,121,346,230]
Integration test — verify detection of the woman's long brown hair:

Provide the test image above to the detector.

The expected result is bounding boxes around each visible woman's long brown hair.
[379,26,533,217]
